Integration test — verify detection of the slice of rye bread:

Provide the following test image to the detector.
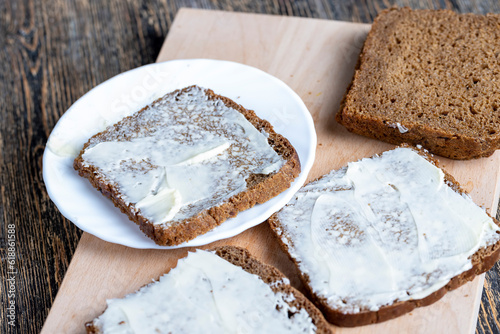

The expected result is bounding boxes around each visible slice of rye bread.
[336,7,500,160]
[74,85,300,246]
[268,146,500,327]
[85,246,332,334]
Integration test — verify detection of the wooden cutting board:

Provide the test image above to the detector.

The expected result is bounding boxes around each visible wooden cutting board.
[42,8,500,334]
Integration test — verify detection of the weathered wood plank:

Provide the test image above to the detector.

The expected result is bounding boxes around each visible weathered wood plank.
[1,1,499,333]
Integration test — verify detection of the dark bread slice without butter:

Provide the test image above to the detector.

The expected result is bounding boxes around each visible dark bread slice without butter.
[269,145,500,326]
[336,8,500,159]
[74,85,300,246]
[85,246,332,333]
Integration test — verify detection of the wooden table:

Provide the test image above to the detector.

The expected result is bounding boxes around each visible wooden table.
[1,1,500,333]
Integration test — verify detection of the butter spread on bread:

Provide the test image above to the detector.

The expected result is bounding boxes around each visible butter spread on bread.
[269,147,500,326]
[80,86,283,223]
[74,86,301,246]
[86,248,330,334]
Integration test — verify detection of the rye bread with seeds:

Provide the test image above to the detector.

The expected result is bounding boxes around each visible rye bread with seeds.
[269,146,500,326]
[85,246,332,334]
[74,85,300,246]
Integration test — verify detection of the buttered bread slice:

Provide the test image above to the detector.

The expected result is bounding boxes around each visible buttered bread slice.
[269,146,500,326]
[74,86,300,246]
[86,246,331,334]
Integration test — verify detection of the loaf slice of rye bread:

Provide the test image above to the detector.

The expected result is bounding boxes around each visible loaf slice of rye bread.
[336,8,500,159]
[74,85,300,246]
[268,146,500,327]
[86,246,332,334]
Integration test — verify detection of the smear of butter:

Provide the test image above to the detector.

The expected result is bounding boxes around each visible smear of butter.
[83,139,233,223]
[47,114,109,158]
[93,250,317,333]
[277,147,500,313]
[46,136,81,157]
[310,192,397,298]
[173,143,230,166]
[80,86,285,224]
[136,187,182,224]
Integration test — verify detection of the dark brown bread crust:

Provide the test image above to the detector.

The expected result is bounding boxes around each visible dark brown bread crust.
[268,145,500,327]
[85,246,332,334]
[74,86,301,246]
[336,8,500,160]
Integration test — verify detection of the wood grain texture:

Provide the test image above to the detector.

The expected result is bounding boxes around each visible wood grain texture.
[0,1,499,334]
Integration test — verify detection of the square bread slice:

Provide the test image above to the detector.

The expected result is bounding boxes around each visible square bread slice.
[85,246,332,334]
[74,86,300,246]
[269,146,500,326]
[336,8,500,159]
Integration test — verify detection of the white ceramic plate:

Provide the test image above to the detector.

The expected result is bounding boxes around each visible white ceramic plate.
[43,59,316,249]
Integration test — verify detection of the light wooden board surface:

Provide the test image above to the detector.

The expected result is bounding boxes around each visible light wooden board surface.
[42,8,500,334]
